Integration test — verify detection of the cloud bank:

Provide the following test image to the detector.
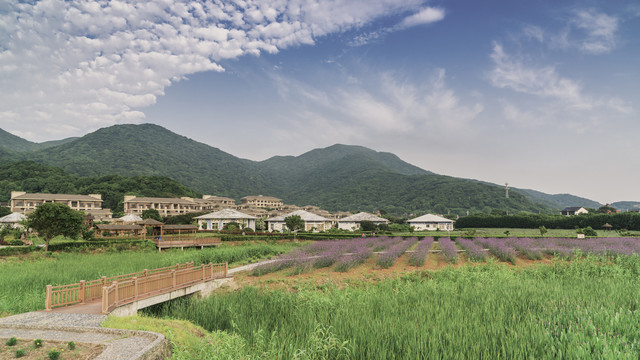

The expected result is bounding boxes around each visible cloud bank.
[0,0,426,140]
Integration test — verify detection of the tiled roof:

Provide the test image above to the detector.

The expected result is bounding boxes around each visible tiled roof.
[124,197,194,204]
[11,193,101,201]
[195,209,257,220]
[0,212,27,223]
[407,214,453,223]
[339,212,389,223]
[266,210,330,222]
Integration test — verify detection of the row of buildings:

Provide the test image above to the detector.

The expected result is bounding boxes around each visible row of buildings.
[4,191,455,232]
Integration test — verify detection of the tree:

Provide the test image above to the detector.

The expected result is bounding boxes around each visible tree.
[223,222,240,231]
[539,226,547,237]
[141,208,162,222]
[359,220,376,232]
[27,203,84,251]
[255,218,266,231]
[0,206,10,218]
[284,215,304,232]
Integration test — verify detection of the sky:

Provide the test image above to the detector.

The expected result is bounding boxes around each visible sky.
[0,0,639,204]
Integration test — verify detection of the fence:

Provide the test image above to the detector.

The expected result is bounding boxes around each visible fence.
[45,262,226,311]
[101,262,227,313]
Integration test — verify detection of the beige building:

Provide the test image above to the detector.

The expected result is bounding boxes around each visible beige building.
[10,191,111,220]
[240,195,283,209]
[266,210,333,232]
[123,195,236,217]
[407,214,454,231]
[337,212,389,231]
[195,209,257,231]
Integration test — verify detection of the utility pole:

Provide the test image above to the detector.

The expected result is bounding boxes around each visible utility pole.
[505,182,509,199]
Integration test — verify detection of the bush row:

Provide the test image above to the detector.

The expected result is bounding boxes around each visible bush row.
[456,213,640,230]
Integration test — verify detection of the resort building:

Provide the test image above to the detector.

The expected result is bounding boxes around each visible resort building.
[9,191,111,220]
[195,209,257,231]
[123,195,235,217]
[407,214,454,231]
[240,195,283,209]
[266,210,332,232]
[561,207,589,216]
[337,212,389,231]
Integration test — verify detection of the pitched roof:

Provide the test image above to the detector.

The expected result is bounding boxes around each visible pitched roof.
[563,207,585,212]
[124,197,194,204]
[96,224,143,231]
[163,224,198,230]
[407,214,453,223]
[339,212,389,223]
[195,209,257,220]
[138,218,164,225]
[11,193,102,201]
[266,210,330,222]
[118,213,143,223]
[0,212,27,223]
[241,195,282,202]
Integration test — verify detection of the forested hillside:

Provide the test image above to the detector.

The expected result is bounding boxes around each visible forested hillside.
[0,123,587,216]
[514,188,602,210]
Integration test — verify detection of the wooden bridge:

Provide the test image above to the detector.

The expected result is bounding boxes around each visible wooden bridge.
[45,262,228,314]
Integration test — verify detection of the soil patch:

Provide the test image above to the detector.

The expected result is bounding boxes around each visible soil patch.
[0,338,104,360]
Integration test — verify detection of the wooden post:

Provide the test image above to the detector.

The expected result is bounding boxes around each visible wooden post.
[80,280,86,304]
[224,262,228,277]
[144,269,148,277]
[101,286,107,314]
[172,270,176,288]
[102,276,106,286]
[202,264,205,281]
[134,277,138,299]
[114,281,118,305]
[45,285,52,311]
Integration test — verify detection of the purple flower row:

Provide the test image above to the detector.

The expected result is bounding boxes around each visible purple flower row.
[456,238,488,262]
[476,238,517,264]
[438,237,458,263]
[408,237,434,266]
[376,237,419,268]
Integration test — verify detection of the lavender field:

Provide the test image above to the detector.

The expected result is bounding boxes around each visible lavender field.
[251,236,640,277]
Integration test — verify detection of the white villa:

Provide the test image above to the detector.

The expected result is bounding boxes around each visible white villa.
[407,214,454,231]
[195,209,257,231]
[337,212,389,230]
[116,213,143,224]
[0,212,27,229]
[266,210,332,232]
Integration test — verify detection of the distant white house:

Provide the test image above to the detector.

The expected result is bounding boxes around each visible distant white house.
[195,209,257,231]
[266,210,332,232]
[116,213,143,224]
[561,207,589,216]
[407,214,454,231]
[0,212,27,229]
[337,212,389,231]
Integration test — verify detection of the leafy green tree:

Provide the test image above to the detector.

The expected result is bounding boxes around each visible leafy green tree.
[223,222,240,231]
[0,206,10,217]
[27,203,84,251]
[284,215,304,232]
[141,208,162,221]
[539,226,548,237]
[359,220,376,232]
[596,205,618,214]
[255,218,266,231]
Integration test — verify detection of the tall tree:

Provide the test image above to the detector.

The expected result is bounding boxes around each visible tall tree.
[27,203,84,251]
[284,215,304,232]
[141,208,162,222]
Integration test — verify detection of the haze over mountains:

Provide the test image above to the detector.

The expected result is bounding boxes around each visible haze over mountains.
[0,123,614,215]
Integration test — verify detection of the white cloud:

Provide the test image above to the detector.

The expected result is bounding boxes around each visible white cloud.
[571,9,618,54]
[0,0,428,141]
[273,68,483,143]
[397,7,445,29]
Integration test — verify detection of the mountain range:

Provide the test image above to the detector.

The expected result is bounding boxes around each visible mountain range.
[0,123,615,215]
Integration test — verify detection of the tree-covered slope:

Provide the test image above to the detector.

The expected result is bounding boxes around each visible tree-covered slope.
[514,188,603,210]
[611,201,640,212]
[26,124,269,199]
[0,128,77,152]
[0,161,200,213]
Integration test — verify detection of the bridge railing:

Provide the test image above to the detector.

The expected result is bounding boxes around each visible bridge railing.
[46,262,195,310]
[101,262,227,314]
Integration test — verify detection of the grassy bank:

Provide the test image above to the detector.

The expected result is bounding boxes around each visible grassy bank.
[0,242,299,315]
[141,255,640,359]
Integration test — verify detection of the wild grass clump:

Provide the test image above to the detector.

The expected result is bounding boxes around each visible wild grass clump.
[408,237,434,266]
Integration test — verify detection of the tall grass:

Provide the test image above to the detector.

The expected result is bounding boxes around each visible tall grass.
[145,255,640,359]
[0,243,296,314]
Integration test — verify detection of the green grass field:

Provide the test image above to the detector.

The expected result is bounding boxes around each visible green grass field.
[0,242,299,315]
[140,255,640,359]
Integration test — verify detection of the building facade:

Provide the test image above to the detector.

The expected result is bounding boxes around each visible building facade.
[407,214,454,231]
[240,195,283,209]
[10,192,110,220]
[123,195,236,217]
[337,212,389,231]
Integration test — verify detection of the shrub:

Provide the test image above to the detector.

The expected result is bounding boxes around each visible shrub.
[48,348,61,360]
[34,339,43,348]
[15,348,26,358]
[7,239,25,246]
[6,336,17,346]
[67,341,76,350]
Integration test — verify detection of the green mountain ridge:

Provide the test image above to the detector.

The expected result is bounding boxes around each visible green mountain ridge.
[0,128,77,152]
[0,123,612,215]
[513,188,603,210]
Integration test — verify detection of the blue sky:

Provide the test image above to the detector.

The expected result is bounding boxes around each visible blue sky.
[0,0,638,204]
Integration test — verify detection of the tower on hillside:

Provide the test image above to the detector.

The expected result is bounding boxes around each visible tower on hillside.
[505,182,509,199]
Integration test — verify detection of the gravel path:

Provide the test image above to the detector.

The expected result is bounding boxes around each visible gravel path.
[0,312,169,359]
